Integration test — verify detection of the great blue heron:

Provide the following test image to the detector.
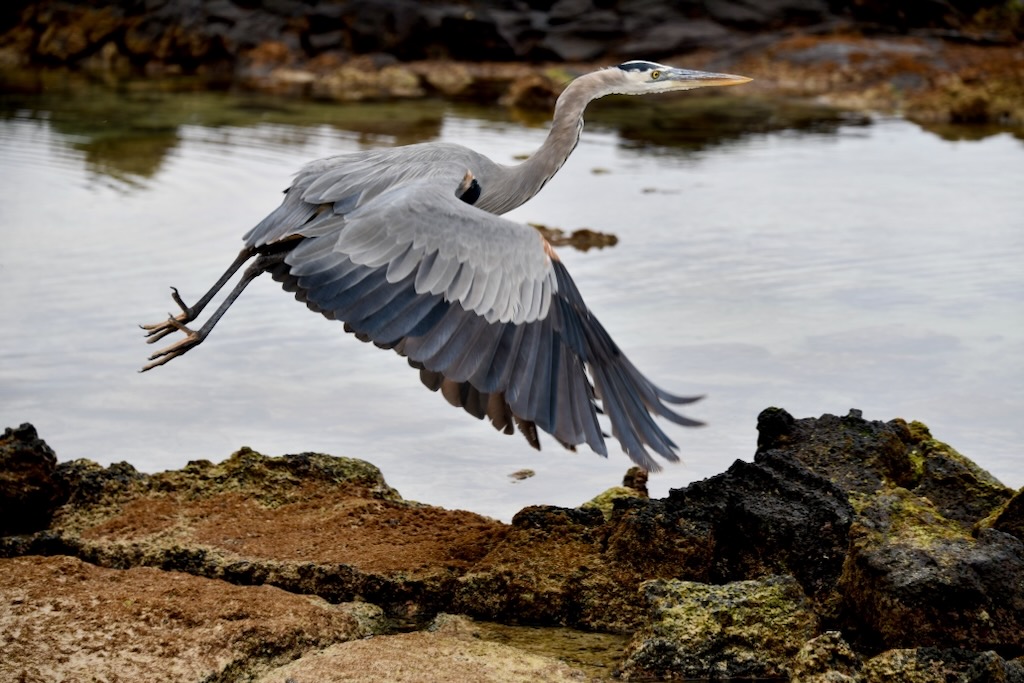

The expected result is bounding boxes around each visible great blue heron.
[141,60,751,471]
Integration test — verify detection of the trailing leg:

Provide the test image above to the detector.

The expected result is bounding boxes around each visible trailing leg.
[141,248,256,343]
[140,252,283,371]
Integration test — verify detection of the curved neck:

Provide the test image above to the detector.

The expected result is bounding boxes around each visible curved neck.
[486,74,603,214]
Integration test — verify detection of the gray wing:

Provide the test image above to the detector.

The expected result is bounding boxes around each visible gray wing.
[243,143,493,249]
[267,176,702,470]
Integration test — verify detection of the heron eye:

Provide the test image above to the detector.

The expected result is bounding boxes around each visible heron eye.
[651,70,661,80]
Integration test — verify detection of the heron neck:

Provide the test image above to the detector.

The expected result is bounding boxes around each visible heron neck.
[494,77,594,214]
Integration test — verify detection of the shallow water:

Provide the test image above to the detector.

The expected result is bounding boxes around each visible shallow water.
[1,85,1022,521]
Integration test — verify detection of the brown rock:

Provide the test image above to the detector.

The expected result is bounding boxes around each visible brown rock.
[313,61,424,101]
[456,506,613,627]
[0,554,371,682]
[31,448,507,621]
[456,501,712,633]
[418,61,474,97]
[34,6,122,61]
[254,625,589,682]
[789,631,863,682]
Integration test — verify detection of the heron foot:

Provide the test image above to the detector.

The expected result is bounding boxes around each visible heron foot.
[140,317,204,372]
[140,287,195,343]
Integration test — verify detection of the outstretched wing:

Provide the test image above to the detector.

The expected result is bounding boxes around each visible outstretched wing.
[269,177,702,470]
[243,143,492,249]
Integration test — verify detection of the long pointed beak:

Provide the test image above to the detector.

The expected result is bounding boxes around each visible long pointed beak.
[664,68,752,89]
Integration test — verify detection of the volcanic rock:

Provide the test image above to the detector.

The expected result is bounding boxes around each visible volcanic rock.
[0,423,64,536]
[618,574,820,680]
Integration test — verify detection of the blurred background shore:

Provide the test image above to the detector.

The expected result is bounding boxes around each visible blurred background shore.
[2,0,1022,127]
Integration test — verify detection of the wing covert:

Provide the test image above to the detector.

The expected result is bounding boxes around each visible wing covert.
[289,178,556,325]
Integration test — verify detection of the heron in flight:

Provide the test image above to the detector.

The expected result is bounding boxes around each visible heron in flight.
[141,60,751,471]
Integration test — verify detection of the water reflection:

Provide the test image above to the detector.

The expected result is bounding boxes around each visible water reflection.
[1,84,887,189]
[1,83,1022,522]
[589,93,872,152]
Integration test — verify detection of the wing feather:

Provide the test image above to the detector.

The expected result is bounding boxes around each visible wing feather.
[400,305,464,360]
[446,263,475,304]
[270,172,701,469]
[471,323,523,394]
[386,244,425,282]
[415,250,461,295]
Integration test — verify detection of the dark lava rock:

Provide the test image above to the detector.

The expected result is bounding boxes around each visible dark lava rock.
[0,423,64,536]
[755,407,1014,528]
[705,0,831,29]
[614,19,736,59]
[666,449,855,602]
[903,420,1015,527]
[862,647,1024,682]
[838,485,1024,652]
[756,408,1023,653]
[987,487,1024,541]
[755,407,914,495]
[55,458,146,509]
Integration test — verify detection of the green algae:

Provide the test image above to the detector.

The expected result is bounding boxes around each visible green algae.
[579,486,645,521]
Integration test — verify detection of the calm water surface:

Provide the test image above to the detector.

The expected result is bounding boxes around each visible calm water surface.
[1,87,1022,521]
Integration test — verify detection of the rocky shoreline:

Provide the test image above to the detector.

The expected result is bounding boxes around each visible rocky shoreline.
[2,409,1022,681]
[2,1,1023,127]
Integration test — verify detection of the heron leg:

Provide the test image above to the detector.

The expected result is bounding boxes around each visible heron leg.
[140,252,282,372]
[141,248,256,343]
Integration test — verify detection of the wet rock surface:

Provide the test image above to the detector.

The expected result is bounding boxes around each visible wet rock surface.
[2,410,1023,681]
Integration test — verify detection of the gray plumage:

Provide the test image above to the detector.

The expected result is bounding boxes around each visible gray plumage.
[141,60,751,471]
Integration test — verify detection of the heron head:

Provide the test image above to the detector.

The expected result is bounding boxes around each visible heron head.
[609,60,751,95]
